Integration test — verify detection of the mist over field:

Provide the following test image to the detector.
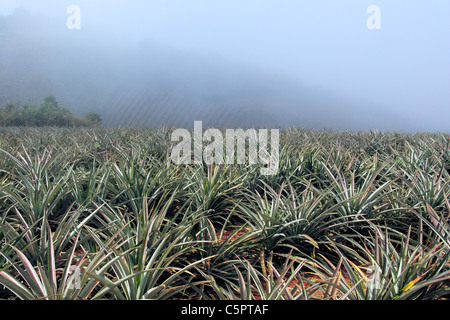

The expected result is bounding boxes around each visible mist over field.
[0,1,449,132]
[1,1,450,303]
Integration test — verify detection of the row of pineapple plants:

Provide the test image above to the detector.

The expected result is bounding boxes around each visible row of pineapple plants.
[0,126,449,300]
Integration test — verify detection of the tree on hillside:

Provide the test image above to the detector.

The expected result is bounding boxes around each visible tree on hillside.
[85,112,102,126]
[40,95,60,111]
[0,96,102,127]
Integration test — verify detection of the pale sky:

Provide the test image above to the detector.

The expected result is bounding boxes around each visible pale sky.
[1,1,449,131]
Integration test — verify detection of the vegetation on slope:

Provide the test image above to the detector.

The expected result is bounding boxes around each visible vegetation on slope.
[0,96,102,127]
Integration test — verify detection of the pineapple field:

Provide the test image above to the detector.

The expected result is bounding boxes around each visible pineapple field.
[0,126,449,300]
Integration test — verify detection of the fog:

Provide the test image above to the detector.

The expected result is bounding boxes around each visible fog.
[0,1,449,132]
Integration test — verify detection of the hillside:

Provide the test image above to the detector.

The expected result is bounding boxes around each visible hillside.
[0,8,414,130]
